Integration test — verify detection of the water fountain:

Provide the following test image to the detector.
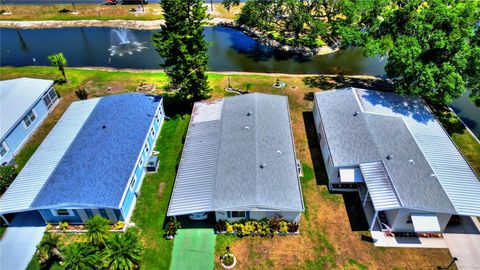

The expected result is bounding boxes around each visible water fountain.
[108,28,148,57]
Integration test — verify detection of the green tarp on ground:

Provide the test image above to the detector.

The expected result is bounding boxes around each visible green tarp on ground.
[170,229,216,270]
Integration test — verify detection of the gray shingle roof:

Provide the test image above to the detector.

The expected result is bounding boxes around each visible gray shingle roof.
[167,93,304,216]
[315,88,480,215]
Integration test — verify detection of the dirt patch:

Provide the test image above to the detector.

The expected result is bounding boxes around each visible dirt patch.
[158,182,165,198]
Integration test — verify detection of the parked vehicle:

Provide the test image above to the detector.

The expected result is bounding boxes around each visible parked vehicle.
[121,0,148,4]
[189,212,208,221]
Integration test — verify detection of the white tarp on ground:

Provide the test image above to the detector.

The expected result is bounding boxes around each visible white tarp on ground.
[339,168,364,183]
[411,213,441,232]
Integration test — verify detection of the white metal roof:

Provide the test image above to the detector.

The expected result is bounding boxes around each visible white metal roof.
[411,213,441,232]
[405,117,480,216]
[0,98,99,214]
[167,100,223,216]
[0,78,54,140]
[360,162,401,211]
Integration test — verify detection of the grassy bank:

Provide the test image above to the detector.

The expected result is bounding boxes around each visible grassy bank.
[2,66,476,269]
[0,3,241,21]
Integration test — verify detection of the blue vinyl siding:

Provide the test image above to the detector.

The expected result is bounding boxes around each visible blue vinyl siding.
[1,89,55,164]
[120,106,164,220]
[39,209,82,223]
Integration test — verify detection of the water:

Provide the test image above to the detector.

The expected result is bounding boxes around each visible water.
[0,26,386,75]
[0,26,478,137]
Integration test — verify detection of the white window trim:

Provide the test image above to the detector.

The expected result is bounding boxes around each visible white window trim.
[22,109,37,128]
[129,175,137,192]
[43,88,58,109]
[144,144,149,154]
[51,209,75,217]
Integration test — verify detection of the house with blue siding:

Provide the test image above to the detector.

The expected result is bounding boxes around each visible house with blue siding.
[0,78,59,165]
[0,93,164,225]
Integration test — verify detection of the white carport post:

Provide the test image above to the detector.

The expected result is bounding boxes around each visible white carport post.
[0,214,10,226]
[370,210,378,231]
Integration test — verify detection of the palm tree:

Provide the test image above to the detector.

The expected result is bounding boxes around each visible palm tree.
[61,242,100,270]
[47,52,68,81]
[84,215,110,248]
[37,233,62,264]
[102,229,143,270]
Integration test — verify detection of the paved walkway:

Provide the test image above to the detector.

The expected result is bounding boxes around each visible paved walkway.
[0,211,46,270]
[444,217,480,270]
[170,229,216,270]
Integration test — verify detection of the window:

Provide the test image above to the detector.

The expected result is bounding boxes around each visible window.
[129,175,137,191]
[407,215,412,224]
[23,110,37,128]
[151,128,155,137]
[144,144,149,154]
[43,88,58,109]
[0,142,8,158]
[52,209,73,216]
[231,211,246,218]
[139,156,144,166]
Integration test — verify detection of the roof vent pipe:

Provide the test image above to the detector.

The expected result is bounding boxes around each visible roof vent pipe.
[247,111,253,116]
[386,154,393,160]
[353,111,359,116]
[260,163,266,169]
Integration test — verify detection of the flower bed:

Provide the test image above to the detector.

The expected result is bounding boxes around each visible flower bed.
[45,221,126,233]
[215,217,299,237]
[384,231,443,238]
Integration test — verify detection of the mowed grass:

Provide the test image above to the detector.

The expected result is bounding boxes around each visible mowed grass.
[2,66,478,269]
[0,3,241,21]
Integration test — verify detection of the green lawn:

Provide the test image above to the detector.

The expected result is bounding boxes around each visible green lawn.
[131,115,190,269]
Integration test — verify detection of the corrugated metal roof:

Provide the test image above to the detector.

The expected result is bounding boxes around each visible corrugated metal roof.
[360,162,401,211]
[168,93,304,216]
[405,118,480,216]
[0,78,54,139]
[167,100,223,216]
[0,98,99,214]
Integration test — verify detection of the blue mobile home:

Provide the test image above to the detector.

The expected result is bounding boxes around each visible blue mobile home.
[0,93,164,225]
[0,78,59,165]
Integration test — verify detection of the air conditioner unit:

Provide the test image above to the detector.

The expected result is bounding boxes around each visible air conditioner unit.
[146,155,159,172]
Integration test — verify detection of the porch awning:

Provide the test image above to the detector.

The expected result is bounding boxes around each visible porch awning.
[411,214,441,232]
[339,168,364,183]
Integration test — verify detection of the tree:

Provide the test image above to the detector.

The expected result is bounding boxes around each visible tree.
[153,0,211,102]
[47,52,68,81]
[84,215,110,248]
[222,0,240,11]
[0,165,17,195]
[102,229,143,270]
[363,0,480,105]
[61,242,100,270]
[37,233,62,265]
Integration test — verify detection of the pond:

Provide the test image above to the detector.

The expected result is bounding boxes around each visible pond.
[0,26,478,137]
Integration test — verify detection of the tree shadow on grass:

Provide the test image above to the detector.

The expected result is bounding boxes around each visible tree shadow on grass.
[162,93,194,116]
[303,75,394,92]
[302,111,328,186]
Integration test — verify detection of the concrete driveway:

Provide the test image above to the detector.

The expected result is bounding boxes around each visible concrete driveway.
[0,211,46,270]
[170,229,216,270]
[444,217,480,270]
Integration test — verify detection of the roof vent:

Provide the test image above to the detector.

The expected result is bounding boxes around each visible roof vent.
[353,111,360,116]
[430,173,436,178]
[386,154,393,160]
[244,126,250,130]
[408,159,414,164]
[247,111,253,116]
[276,150,282,156]
[260,163,266,169]
[102,125,106,129]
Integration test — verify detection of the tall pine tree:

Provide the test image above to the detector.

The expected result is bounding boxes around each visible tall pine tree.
[153,0,210,101]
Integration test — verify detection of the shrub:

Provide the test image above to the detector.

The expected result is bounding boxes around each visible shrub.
[278,221,289,234]
[46,223,53,231]
[222,253,235,266]
[85,215,110,247]
[59,221,69,232]
[287,222,299,233]
[75,88,88,100]
[112,221,125,230]
[215,220,227,232]
[0,166,17,194]
[268,216,283,232]
[165,218,181,238]
[225,222,234,234]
